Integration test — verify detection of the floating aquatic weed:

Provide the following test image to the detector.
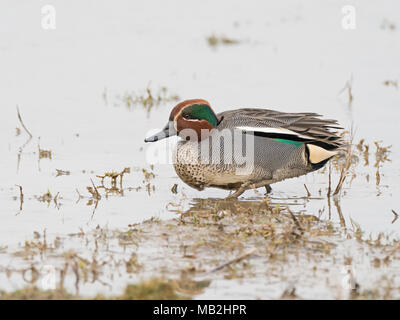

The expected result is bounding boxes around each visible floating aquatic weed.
[356,139,369,166]
[34,190,62,209]
[374,141,391,168]
[141,167,156,195]
[352,139,392,186]
[12,229,51,260]
[86,179,101,200]
[37,138,52,160]
[37,137,52,172]
[207,34,240,47]
[125,253,142,274]
[373,141,391,190]
[55,169,70,177]
[383,79,398,89]
[114,86,179,116]
[85,179,102,217]
[96,167,131,196]
[84,167,155,214]
[381,19,396,31]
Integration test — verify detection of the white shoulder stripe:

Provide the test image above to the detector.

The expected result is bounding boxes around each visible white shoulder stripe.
[236,126,312,140]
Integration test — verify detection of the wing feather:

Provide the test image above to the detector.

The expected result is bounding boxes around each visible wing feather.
[218,108,343,149]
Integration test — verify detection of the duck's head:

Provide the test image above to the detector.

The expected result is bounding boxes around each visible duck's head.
[144,99,222,142]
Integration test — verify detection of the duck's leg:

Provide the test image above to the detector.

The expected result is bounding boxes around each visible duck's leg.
[265,184,272,194]
[226,182,251,199]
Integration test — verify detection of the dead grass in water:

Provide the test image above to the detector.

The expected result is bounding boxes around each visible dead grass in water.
[2,194,400,299]
[112,86,179,116]
[207,34,240,47]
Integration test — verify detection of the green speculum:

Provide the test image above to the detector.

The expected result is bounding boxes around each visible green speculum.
[273,138,303,147]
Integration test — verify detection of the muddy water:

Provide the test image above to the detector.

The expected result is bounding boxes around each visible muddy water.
[0,1,399,298]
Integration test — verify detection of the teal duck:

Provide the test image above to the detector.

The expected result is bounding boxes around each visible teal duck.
[145,99,343,198]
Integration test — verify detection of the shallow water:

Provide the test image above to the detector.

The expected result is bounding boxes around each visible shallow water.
[1,0,400,298]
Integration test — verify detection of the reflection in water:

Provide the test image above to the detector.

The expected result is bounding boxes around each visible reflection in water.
[15,107,33,173]
[338,74,354,111]
[333,197,346,228]
[96,167,131,196]
[34,190,62,210]
[37,137,52,172]
[182,192,350,232]
[181,196,319,224]
[14,185,24,215]
[86,178,102,219]
[392,210,399,225]
[184,197,270,215]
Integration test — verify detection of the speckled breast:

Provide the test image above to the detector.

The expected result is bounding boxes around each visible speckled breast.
[172,141,208,190]
[172,140,250,190]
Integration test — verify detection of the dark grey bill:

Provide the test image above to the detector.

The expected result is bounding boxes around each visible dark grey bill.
[144,121,177,142]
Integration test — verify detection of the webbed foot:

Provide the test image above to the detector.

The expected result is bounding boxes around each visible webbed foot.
[225,182,252,199]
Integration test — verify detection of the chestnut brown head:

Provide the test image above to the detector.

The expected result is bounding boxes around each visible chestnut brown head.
[144,99,221,142]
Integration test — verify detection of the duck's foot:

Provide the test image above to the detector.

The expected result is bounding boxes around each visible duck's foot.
[226,189,245,199]
[226,182,251,199]
[265,184,272,195]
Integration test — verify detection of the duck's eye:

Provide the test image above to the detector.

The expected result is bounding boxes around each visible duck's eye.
[182,111,197,120]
